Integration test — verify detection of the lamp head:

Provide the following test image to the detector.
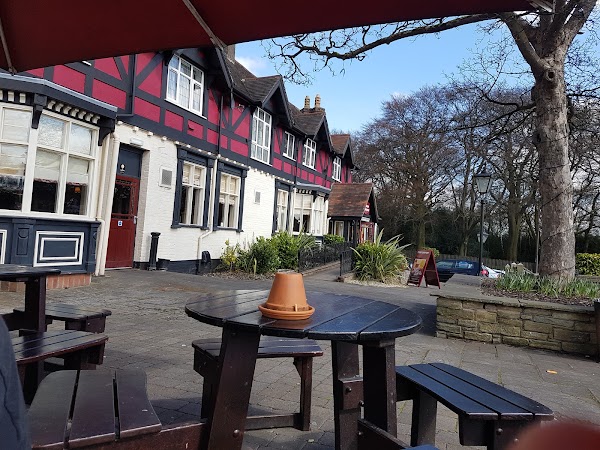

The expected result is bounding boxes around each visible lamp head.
[474,170,493,195]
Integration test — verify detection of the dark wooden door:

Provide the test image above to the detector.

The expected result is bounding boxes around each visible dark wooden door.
[106,175,139,268]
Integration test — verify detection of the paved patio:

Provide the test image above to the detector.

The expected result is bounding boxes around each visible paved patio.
[2,267,599,449]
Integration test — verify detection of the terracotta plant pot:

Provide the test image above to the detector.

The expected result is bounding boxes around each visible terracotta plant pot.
[259,271,315,320]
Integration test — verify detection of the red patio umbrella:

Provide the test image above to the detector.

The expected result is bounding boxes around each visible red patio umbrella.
[0,0,545,73]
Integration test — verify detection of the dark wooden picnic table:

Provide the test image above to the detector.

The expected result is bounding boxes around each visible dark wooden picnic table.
[0,264,61,333]
[185,289,422,450]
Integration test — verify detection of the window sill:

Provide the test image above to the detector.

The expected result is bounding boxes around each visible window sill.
[282,154,295,161]
[302,164,316,170]
[165,98,206,119]
[215,226,243,233]
[171,223,208,230]
[250,156,272,166]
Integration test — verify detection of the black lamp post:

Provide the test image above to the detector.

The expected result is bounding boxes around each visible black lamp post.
[474,170,492,276]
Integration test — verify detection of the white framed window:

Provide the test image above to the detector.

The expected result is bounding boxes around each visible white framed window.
[218,173,240,228]
[179,162,206,225]
[167,55,205,115]
[276,189,289,232]
[292,193,324,235]
[302,138,316,169]
[282,132,295,159]
[0,106,98,216]
[332,156,341,181]
[251,108,272,163]
[312,196,325,235]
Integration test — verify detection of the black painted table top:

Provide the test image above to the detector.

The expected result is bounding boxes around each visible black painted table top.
[185,289,422,342]
[0,264,61,280]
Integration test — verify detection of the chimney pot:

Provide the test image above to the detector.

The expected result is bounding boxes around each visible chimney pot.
[304,96,310,109]
[315,94,321,109]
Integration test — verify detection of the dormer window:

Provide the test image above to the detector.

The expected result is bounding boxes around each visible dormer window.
[302,138,316,169]
[166,55,204,115]
[332,157,341,181]
[251,108,272,164]
[283,132,295,159]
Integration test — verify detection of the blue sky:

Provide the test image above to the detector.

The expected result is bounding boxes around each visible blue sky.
[235,23,498,133]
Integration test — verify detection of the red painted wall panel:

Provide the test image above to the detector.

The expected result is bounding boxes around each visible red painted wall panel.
[207,92,219,123]
[165,111,183,131]
[136,53,155,75]
[92,80,126,109]
[283,162,292,174]
[53,66,85,93]
[273,158,282,170]
[309,173,315,183]
[95,58,121,79]
[134,97,160,122]
[207,128,218,145]
[138,63,162,97]
[187,120,204,139]
[230,139,248,156]
[26,68,44,78]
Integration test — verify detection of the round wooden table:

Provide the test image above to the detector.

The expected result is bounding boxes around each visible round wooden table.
[185,289,422,450]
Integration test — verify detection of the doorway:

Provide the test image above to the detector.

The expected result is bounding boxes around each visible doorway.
[105,175,139,268]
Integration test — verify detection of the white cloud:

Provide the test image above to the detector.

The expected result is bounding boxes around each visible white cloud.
[236,56,270,76]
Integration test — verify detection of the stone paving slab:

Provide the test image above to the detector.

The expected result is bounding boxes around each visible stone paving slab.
[1,268,599,449]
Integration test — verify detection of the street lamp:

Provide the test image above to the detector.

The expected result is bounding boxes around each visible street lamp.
[474,170,492,276]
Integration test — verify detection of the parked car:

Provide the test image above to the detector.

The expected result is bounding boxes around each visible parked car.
[482,265,505,279]
[435,259,486,282]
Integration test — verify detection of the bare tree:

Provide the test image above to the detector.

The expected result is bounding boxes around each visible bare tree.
[262,2,598,279]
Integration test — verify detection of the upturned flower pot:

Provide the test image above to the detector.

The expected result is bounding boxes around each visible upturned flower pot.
[259,270,315,320]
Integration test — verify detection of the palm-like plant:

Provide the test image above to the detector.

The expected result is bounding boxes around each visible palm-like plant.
[352,230,409,283]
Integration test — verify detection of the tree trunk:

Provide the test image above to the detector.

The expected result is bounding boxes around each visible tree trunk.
[506,201,521,262]
[534,70,575,279]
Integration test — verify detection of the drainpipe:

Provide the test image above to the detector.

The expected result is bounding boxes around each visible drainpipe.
[97,133,120,276]
[94,137,112,276]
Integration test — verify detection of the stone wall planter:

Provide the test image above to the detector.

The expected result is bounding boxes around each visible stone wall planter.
[434,291,597,357]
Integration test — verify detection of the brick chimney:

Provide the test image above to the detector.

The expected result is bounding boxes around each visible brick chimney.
[314,94,323,111]
[303,96,310,111]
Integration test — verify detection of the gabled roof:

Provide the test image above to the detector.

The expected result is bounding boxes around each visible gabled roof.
[331,134,355,169]
[327,182,378,220]
[221,54,349,157]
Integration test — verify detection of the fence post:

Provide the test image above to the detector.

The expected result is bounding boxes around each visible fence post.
[148,232,160,271]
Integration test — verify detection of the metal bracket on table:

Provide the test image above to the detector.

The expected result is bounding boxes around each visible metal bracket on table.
[339,376,364,410]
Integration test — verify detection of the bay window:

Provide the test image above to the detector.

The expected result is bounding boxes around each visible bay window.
[0,106,97,216]
[293,193,325,235]
[179,162,206,225]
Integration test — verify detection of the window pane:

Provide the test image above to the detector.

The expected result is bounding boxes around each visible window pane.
[167,68,178,100]
[182,163,190,184]
[0,143,27,210]
[63,157,89,215]
[38,115,65,148]
[169,55,179,69]
[192,83,202,111]
[69,123,93,155]
[31,149,61,212]
[179,186,188,223]
[191,187,203,224]
[2,109,31,142]
[193,167,203,186]
[179,75,190,108]
[181,60,192,77]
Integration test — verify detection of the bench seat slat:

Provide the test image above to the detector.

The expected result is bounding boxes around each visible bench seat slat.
[411,364,532,419]
[69,371,116,448]
[396,366,497,419]
[13,332,107,364]
[431,363,553,418]
[11,330,79,348]
[192,337,323,359]
[115,370,162,439]
[28,371,77,450]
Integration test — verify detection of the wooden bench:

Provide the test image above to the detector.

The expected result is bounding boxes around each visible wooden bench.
[396,363,554,450]
[27,370,203,450]
[13,302,112,332]
[192,336,323,431]
[13,329,108,403]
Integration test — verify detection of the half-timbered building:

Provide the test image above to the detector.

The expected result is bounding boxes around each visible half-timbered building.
[0,46,356,279]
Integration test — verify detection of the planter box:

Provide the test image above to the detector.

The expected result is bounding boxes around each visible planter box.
[434,292,597,357]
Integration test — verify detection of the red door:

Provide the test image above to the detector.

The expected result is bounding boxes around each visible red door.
[106,175,139,268]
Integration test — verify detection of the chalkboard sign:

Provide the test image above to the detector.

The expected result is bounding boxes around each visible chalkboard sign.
[407,249,440,288]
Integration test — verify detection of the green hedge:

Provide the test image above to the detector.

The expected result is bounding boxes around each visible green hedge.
[576,253,600,276]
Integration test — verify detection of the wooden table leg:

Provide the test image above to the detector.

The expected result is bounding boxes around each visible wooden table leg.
[24,276,46,332]
[205,325,260,450]
[362,339,397,435]
[22,275,47,403]
[332,341,362,450]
